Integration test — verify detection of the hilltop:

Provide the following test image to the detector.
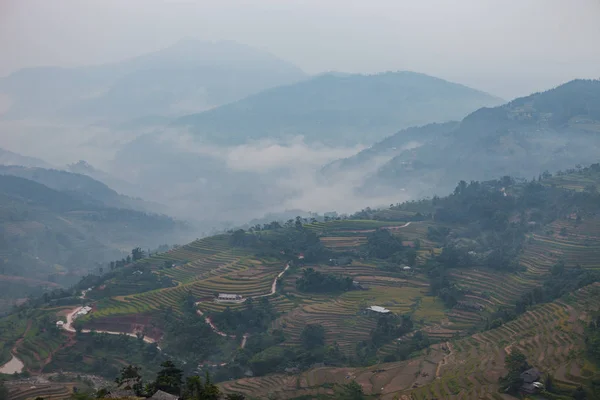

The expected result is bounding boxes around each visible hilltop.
[323,79,600,200]
[0,39,306,122]
[174,71,503,146]
[3,162,600,398]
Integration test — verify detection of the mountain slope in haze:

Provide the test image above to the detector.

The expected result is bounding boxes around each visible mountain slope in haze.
[174,71,504,146]
[0,174,191,313]
[0,147,53,168]
[326,79,600,199]
[0,165,158,213]
[0,39,307,122]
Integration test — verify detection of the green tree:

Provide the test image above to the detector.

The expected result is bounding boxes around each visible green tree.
[132,247,145,262]
[500,349,530,394]
[300,324,325,350]
[334,380,365,399]
[0,381,9,400]
[505,349,529,374]
[153,360,183,396]
[183,372,220,400]
[225,394,246,400]
[115,364,142,385]
[573,386,587,400]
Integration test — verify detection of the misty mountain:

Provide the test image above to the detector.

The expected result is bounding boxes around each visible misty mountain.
[325,79,600,199]
[0,39,306,122]
[0,164,162,213]
[0,174,192,309]
[174,71,503,146]
[0,147,53,168]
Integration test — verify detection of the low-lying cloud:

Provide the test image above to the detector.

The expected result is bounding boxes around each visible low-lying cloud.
[0,121,414,227]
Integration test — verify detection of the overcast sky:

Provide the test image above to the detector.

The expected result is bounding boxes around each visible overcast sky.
[1,0,599,98]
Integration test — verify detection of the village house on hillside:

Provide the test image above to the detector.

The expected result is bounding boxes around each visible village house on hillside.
[520,367,544,394]
[365,305,392,315]
[73,305,93,319]
[216,293,243,302]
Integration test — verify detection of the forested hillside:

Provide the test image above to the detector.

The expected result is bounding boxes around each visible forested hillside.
[0,174,190,314]
[0,165,155,212]
[324,79,600,200]
[175,71,502,146]
[4,162,600,399]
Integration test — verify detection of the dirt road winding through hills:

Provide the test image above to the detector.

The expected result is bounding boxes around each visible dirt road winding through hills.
[60,263,290,353]
[63,306,158,345]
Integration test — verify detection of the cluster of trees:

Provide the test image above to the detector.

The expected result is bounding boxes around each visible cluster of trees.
[355,315,422,364]
[160,298,223,367]
[417,174,600,309]
[44,330,162,380]
[228,217,330,263]
[295,268,354,293]
[106,247,146,271]
[586,315,600,364]
[498,349,591,398]
[487,263,600,329]
[365,228,408,260]
[0,379,8,400]
[213,324,348,380]
[499,349,530,394]
[87,362,245,400]
[209,297,277,335]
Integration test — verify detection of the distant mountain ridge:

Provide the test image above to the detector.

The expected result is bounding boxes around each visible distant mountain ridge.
[0,165,155,212]
[0,39,307,122]
[174,71,503,146]
[0,147,53,168]
[324,79,600,199]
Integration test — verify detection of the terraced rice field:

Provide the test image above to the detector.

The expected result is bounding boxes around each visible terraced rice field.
[521,219,600,272]
[411,282,600,400]
[8,383,73,400]
[304,219,408,233]
[270,265,435,350]
[138,235,254,283]
[92,257,286,319]
[220,283,600,400]
[547,170,600,191]
[447,218,600,332]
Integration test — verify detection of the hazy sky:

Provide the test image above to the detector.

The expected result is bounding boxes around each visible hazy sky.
[1,0,599,98]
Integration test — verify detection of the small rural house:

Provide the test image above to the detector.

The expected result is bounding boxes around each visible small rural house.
[520,368,543,393]
[217,293,243,301]
[366,306,392,315]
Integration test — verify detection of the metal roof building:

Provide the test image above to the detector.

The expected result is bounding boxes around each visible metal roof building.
[366,306,392,314]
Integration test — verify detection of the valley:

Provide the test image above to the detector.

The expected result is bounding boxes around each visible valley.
[3,162,600,399]
[0,34,599,400]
